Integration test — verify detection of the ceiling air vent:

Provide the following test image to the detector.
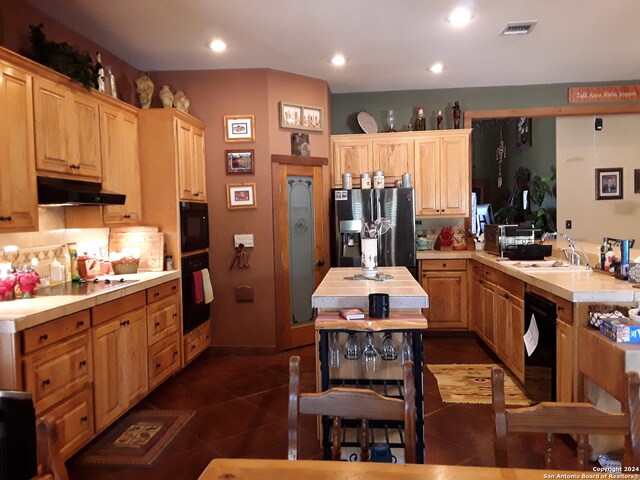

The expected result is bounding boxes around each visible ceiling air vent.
[501,21,537,36]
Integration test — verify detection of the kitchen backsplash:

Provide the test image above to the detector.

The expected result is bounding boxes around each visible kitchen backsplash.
[416,218,466,244]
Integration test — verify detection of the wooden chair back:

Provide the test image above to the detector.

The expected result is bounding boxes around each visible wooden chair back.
[34,415,68,480]
[288,355,416,463]
[492,367,640,470]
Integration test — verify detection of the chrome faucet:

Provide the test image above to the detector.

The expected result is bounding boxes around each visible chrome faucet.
[541,232,591,271]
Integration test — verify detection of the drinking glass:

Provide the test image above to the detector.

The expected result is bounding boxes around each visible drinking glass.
[380,332,398,361]
[400,333,413,364]
[362,332,381,372]
[344,333,361,360]
[329,332,341,368]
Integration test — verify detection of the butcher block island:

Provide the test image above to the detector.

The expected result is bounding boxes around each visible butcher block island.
[312,267,428,462]
[0,271,184,460]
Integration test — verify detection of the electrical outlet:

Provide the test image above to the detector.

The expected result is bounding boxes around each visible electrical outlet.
[234,234,254,248]
[565,220,572,229]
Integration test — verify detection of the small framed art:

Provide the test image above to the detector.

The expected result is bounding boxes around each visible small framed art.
[224,115,255,142]
[225,149,254,174]
[227,183,257,209]
[595,167,623,200]
[515,117,532,152]
[279,101,323,131]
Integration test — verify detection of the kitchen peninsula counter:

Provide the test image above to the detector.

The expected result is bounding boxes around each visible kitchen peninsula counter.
[0,271,180,333]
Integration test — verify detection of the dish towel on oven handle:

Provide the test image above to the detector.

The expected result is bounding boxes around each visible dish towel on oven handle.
[193,270,204,304]
[202,268,214,304]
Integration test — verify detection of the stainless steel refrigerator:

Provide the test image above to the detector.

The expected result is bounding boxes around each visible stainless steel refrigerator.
[331,188,417,278]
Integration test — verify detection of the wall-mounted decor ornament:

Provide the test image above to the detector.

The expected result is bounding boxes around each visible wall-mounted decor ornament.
[496,128,507,188]
[135,72,154,109]
[173,90,190,113]
[291,133,310,156]
[452,101,461,129]
[159,85,174,108]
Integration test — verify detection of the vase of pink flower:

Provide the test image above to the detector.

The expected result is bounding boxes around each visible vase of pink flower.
[16,270,40,299]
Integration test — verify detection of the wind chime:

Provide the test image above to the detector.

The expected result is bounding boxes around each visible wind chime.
[496,128,507,188]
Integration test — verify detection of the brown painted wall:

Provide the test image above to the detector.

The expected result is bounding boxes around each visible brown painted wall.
[1,0,140,104]
[150,68,330,350]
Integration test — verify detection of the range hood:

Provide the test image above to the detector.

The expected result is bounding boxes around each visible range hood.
[37,177,126,206]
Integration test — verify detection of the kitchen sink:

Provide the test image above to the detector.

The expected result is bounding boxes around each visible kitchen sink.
[497,259,587,272]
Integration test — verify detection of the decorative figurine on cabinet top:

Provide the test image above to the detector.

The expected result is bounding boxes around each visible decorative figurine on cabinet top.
[452,101,461,129]
[414,105,426,131]
[436,110,443,130]
[173,90,190,113]
[158,85,174,108]
[134,72,154,109]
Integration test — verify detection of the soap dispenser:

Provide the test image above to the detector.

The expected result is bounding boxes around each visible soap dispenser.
[50,259,64,285]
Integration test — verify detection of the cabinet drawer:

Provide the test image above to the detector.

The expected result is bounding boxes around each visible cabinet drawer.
[556,297,573,325]
[421,259,466,271]
[44,386,94,460]
[92,291,146,326]
[147,294,180,345]
[496,271,525,299]
[148,333,181,389]
[472,262,496,282]
[184,320,211,364]
[23,310,90,354]
[23,332,92,414]
[147,279,180,304]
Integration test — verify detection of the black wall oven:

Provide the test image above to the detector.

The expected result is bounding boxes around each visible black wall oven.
[182,252,210,333]
[180,201,209,252]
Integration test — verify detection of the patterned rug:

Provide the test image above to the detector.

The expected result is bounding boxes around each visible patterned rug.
[427,363,548,406]
[75,410,194,467]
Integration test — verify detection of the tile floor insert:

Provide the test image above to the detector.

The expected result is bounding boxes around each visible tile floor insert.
[67,337,585,479]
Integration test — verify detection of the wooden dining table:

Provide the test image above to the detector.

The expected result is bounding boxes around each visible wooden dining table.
[197,458,577,479]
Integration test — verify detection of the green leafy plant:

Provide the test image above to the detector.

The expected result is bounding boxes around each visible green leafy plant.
[494,167,556,234]
[22,23,95,90]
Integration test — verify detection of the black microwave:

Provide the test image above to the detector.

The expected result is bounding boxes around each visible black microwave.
[180,201,209,252]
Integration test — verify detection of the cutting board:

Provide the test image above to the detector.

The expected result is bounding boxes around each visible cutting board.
[109,229,164,272]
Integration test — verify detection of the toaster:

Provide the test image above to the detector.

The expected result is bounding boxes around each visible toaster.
[484,224,535,256]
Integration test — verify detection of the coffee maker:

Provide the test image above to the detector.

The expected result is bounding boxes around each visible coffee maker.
[604,237,636,280]
[337,219,363,266]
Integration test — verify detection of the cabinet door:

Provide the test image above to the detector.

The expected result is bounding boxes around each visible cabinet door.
[480,279,496,349]
[148,333,181,390]
[470,273,483,335]
[421,271,468,329]
[556,320,573,402]
[176,119,198,200]
[372,137,414,186]
[0,62,37,231]
[414,137,439,216]
[331,137,373,187]
[508,294,524,382]
[147,294,180,346]
[122,307,149,406]
[72,93,101,179]
[494,286,509,361]
[101,105,142,224]
[439,134,469,216]
[33,77,72,173]
[191,126,207,201]
[92,318,125,431]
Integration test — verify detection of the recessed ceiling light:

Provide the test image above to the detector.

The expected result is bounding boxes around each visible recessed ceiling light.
[429,63,445,73]
[208,39,227,52]
[447,7,473,26]
[331,54,346,66]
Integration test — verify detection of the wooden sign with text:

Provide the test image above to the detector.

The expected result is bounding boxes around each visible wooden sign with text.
[568,85,640,103]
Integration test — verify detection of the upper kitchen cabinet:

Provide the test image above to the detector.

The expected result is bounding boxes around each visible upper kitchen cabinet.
[414,130,471,217]
[176,119,207,202]
[100,103,142,224]
[33,77,102,181]
[0,61,38,231]
[330,134,413,188]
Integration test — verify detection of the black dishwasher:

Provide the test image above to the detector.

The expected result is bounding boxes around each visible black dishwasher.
[524,292,556,402]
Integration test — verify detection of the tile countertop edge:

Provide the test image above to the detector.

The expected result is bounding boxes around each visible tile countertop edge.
[0,271,181,333]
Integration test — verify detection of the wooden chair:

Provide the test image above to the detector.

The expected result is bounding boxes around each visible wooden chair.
[34,415,69,480]
[491,367,640,470]
[288,355,416,463]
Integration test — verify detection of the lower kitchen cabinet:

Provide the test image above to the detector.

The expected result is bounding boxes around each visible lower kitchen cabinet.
[45,386,94,460]
[420,260,467,329]
[92,301,148,432]
[184,319,211,365]
[495,284,525,382]
[479,276,497,350]
[556,319,574,402]
[148,334,181,389]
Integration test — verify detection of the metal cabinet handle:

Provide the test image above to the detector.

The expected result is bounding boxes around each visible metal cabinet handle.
[155,321,161,328]
[0,216,11,221]
[442,263,447,268]
[80,416,88,422]
[76,321,85,328]
[194,192,200,197]
[173,313,178,318]
[504,293,510,300]
[171,285,177,291]
[156,363,162,369]
[42,379,51,386]
[316,260,325,267]
[40,334,49,341]
[79,360,87,367]
[154,292,160,297]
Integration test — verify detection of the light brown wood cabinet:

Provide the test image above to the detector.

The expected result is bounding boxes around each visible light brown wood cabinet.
[330,133,414,188]
[495,284,525,382]
[0,60,38,231]
[419,259,468,329]
[414,130,470,216]
[184,319,211,365]
[33,76,101,181]
[92,295,148,432]
[100,103,142,224]
[177,118,207,201]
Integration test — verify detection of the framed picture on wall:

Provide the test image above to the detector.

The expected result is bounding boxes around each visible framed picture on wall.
[595,167,623,200]
[279,101,323,131]
[224,115,255,142]
[227,183,257,209]
[225,150,254,174]
[515,117,532,152]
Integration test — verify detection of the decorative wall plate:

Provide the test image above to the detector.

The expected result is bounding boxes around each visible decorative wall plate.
[357,111,378,134]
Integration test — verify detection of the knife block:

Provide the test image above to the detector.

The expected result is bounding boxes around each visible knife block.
[434,236,453,251]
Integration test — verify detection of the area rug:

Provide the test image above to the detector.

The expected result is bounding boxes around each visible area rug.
[427,363,547,406]
[75,410,194,467]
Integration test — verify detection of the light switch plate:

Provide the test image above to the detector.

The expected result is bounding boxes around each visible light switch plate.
[234,234,254,248]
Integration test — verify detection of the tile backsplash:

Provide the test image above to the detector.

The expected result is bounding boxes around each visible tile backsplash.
[416,218,467,243]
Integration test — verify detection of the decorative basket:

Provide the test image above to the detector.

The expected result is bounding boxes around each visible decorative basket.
[111,259,139,275]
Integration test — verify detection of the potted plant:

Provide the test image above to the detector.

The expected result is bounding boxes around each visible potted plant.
[494,167,556,235]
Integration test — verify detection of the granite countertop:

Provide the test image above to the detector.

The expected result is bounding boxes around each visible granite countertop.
[0,271,180,333]
[311,266,428,310]
[418,250,640,303]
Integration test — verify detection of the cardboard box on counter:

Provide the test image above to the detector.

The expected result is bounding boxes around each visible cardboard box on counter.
[600,318,640,343]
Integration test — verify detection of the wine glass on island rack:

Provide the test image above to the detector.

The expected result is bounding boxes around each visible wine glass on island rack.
[400,333,413,364]
[362,333,381,373]
[380,333,398,361]
[329,332,341,368]
[344,332,361,360]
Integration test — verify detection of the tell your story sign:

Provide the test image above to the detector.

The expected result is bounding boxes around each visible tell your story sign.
[568,85,640,103]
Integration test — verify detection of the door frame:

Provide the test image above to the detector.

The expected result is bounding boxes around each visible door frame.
[272,154,329,352]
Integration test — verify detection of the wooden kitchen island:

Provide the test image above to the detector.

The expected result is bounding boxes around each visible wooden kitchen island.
[311,267,428,463]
